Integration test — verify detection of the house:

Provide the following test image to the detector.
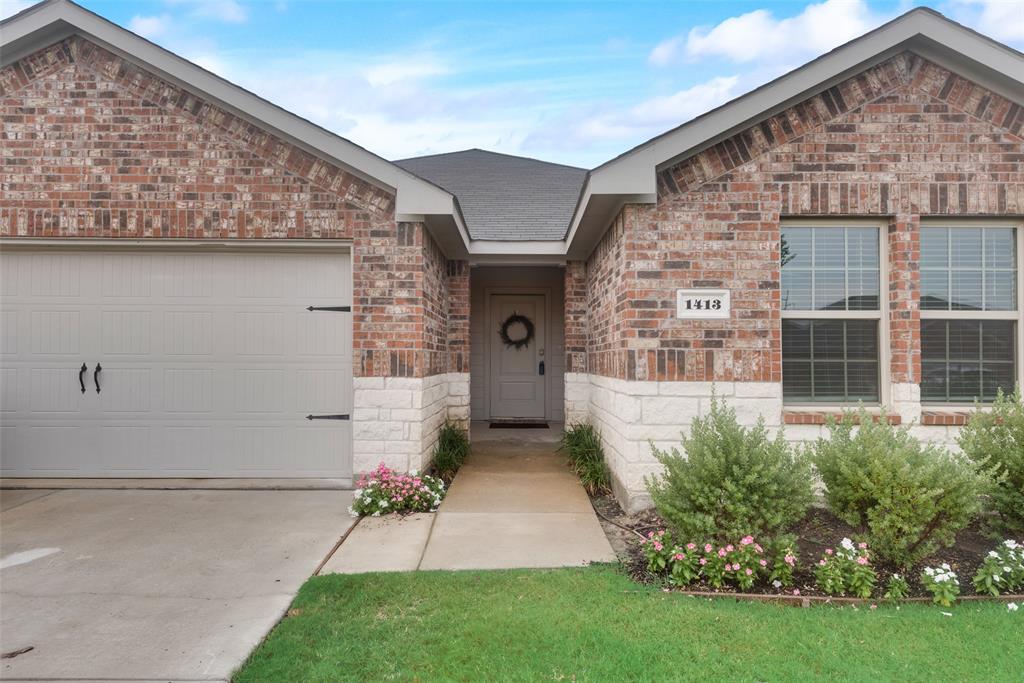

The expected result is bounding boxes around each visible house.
[1,0,1022,512]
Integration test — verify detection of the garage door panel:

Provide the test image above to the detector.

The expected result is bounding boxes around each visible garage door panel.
[100,311,152,355]
[1,248,352,478]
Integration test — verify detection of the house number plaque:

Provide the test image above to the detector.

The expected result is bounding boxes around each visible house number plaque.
[676,289,730,319]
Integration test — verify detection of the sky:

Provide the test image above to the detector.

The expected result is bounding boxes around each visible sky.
[2,0,1023,168]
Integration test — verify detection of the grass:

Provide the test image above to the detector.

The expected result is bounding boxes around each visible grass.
[235,566,1023,682]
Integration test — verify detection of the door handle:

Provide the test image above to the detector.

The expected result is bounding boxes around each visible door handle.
[79,363,87,393]
[93,363,102,394]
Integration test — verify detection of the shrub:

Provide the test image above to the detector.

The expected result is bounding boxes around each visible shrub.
[559,422,611,495]
[973,539,1024,596]
[646,397,813,545]
[921,564,960,607]
[813,538,876,599]
[349,463,446,517]
[808,410,990,569]
[431,420,470,481]
[957,389,1024,538]
[641,532,769,590]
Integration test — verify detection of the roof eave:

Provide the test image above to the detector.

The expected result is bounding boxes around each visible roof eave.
[563,8,1024,261]
[1,0,459,221]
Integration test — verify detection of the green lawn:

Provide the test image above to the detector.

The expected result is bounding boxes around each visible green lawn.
[236,566,1022,682]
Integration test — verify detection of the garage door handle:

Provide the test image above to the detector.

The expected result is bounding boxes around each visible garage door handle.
[79,363,87,393]
[93,363,102,394]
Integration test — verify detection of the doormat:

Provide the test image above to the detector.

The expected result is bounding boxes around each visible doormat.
[490,422,549,429]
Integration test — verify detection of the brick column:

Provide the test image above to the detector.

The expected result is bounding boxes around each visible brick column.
[889,214,922,423]
[446,261,471,429]
[564,260,590,423]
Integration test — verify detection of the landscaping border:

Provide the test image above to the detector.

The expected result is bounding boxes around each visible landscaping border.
[664,589,1024,608]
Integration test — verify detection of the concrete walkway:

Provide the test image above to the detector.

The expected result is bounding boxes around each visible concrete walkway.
[322,424,615,573]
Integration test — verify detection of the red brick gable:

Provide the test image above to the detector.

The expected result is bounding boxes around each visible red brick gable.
[589,53,1024,384]
[1,36,394,239]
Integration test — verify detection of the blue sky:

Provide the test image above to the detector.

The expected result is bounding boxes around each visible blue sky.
[3,0,1023,167]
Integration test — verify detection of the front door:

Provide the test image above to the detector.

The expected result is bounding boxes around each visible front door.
[489,294,546,420]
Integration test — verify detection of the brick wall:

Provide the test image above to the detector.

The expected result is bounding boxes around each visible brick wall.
[586,52,1024,385]
[564,261,588,375]
[447,260,470,374]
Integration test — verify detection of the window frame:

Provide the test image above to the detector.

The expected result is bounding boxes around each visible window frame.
[780,218,890,408]
[919,220,1022,406]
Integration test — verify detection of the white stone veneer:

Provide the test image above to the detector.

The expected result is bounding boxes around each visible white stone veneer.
[353,372,470,474]
[572,374,963,513]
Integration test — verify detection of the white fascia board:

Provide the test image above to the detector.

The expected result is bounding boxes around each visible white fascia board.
[467,240,566,256]
[1,0,457,219]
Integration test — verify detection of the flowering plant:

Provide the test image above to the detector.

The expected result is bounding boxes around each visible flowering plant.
[640,529,675,574]
[669,542,702,586]
[769,546,798,589]
[972,539,1024,597]
[640,533,769,590]
[348,463,445,517]
[884,574,909,600]
[921,564,960,607]
[814,538,876,599]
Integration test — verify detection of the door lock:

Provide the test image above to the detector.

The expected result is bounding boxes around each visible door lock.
[539,360,545,376]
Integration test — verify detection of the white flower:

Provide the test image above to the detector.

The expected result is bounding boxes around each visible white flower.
[372,511,381,517]
[353,488,363,497]
[1005,566,1013,573]
[989,551,1000,558]
[410,469,420,476]
[379,499,389,508]
[1008,603,1019,612]
[841,538,855,551]
[941,563,951,570]
[925,567,936,576]
[772,580,782,588]
[1003,540,1019,550]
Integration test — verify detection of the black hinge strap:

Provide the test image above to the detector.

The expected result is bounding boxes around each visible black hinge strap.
[306,414,351,421]
[307,306,351,312]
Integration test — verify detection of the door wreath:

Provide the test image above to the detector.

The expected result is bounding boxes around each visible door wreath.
[498,313,535,350]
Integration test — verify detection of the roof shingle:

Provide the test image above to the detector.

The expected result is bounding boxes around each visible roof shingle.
[395,149,586,241]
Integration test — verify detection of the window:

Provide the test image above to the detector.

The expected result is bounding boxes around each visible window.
[781,225,882,403]
[920,226,1018,403]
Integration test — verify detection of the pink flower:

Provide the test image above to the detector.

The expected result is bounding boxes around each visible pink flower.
[825,548,833,556]
[759,559,768,567]
[754,544,763,554]
[740,536,754,546]
[858,542,868,549]
[732,563,741,571]
[674,553,685,561]
[793,589,801,596]
[653,542,663,551]
[726,544,735,552]
[856,556,869,565]
[745,568,753,576]
[686,543,696,551]
[784,555,796,566]
[647,531,655,539]
[640,539,647,545]
[699,558,707,565]
[704,544,713,553]
[819,559,827,567]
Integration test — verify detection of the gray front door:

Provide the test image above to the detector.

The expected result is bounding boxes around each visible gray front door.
[489,294,546,419]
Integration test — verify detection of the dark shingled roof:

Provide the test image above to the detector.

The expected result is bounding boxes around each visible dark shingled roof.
[395,149,587,241]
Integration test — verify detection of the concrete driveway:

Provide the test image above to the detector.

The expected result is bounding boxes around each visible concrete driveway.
[0,488,354,682]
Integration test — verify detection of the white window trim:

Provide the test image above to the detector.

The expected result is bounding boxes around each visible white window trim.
[780,219,889,408]
[918,220,1022,406]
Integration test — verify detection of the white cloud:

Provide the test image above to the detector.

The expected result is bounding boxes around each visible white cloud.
[525,75,740,151]
[947,0,1024,44]
[650,0,889,66]
[364,58,450,87]
[129,14,172,39]
[0,0,35,21]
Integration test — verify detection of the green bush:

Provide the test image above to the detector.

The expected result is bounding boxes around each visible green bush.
[645,397,813,545]
[431,420,470,481]
[559,422,611,495]
[957,389,1024,538]
[808,410,990,570]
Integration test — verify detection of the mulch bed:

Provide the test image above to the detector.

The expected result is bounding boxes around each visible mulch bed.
[590,492,1005,600]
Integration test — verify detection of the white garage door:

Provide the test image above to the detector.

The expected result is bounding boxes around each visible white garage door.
[0,247,353,478]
